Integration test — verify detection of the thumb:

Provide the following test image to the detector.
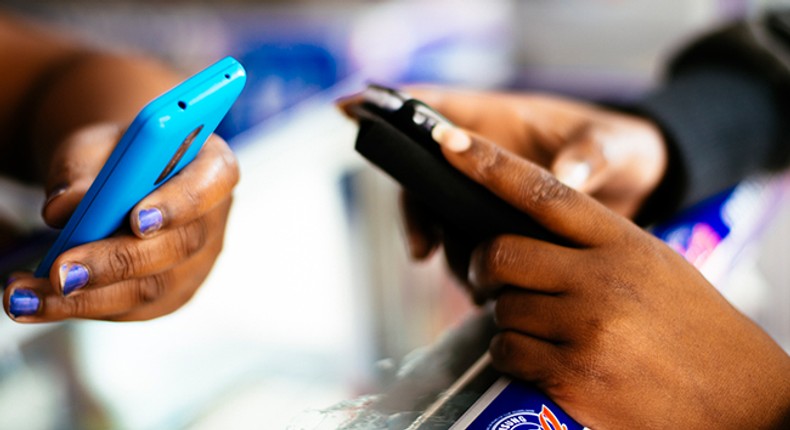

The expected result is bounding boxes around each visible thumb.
[551,135,609,194]
[41,124,121,228]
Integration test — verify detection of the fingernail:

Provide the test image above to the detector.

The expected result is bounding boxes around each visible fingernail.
[432,123,471,152]
[5,276,17,288]
[555,161,591,190]
[9,289,40,317]
[60,263,89,296]
[335,99,351,118]
[44,185,68,207]
[335,94,362,119]
[137,208,163,235]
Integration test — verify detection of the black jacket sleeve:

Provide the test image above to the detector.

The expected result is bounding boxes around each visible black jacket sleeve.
[632,10,790,222]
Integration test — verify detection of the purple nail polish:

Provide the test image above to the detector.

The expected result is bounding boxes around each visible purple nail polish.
[9,289,40,317]
[60,263,89,296]
[138,208,163,235]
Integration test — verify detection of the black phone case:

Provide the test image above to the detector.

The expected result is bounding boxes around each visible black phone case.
[354,105,558,243]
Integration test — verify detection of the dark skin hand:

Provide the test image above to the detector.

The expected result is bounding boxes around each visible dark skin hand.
[4,129,238,321]
[338,86,669,297]
[0,13,239,321]
[399,87,667,260]
[428,123,790,429]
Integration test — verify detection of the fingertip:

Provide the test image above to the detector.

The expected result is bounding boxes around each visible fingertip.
[43,184,69,208]
[405,232,435,260]
[552,137,609,194]
[41,183,89,229]
[469,285,490,307]
[488,332,518,375]
[40,185,70,228]
[467,242,507,304]
[553,159,591,191]
[6,286,42,319]
[467,252,490,303]
[398,191,440,260]
[432,123,471,153]
[335,93,365,120]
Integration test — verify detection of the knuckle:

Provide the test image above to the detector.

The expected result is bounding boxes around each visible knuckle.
[490,332,552,383]
[49,156,80,183]
[608,276,642,303]
[63,296,94,317]
[176,220,209,257]
[472,144,506,182]
[489,331,520,363]
[136,274,170,305]
[633,234,670,266]
[205,136,240,191]
[182,184,203,211]
[220,149,241,187]
[593,267,632,299]
[521,168,572,211]
[589,252,643,304]
[476,237,513,284]
[107,245,142,280]
[493,293,517,327]
[561,350,612,387]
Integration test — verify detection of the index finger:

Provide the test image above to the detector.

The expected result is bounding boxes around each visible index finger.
[431,124,631,247]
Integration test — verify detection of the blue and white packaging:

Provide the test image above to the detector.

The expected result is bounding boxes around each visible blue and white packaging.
[450,377,586,430]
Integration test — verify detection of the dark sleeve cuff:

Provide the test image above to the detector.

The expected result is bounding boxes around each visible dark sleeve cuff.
[631,64,783,223]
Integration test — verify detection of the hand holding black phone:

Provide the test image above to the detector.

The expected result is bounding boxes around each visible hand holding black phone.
[349,84,559,246]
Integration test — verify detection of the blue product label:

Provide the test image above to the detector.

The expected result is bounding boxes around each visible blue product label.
[452,378,584,430]
[651,188,735,267]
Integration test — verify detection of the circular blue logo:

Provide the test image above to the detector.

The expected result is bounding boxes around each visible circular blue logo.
[487,405,570,430]
[488,410,543,430]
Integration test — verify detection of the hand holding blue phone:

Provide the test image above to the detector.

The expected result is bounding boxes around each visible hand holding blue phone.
[4,56,245,322]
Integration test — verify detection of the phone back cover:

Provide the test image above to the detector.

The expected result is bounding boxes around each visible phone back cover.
[355,114,558,244]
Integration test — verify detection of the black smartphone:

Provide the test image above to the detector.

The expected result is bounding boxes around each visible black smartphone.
[351,84,559,244]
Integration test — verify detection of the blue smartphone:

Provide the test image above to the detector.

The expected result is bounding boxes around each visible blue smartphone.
[34,56,246,278]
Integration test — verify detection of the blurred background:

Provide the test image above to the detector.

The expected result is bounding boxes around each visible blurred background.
[0,0,788,429]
